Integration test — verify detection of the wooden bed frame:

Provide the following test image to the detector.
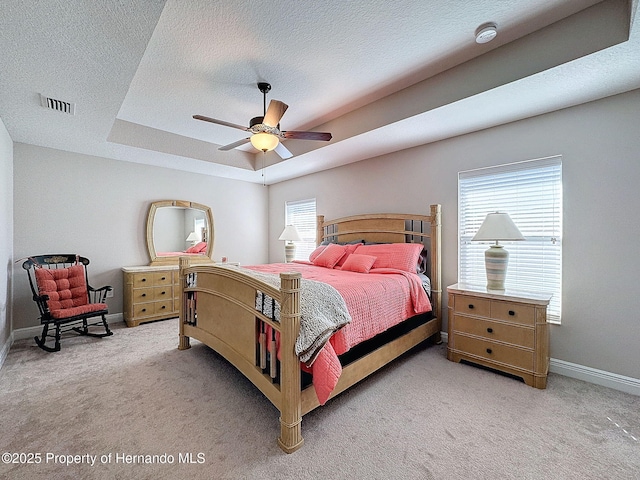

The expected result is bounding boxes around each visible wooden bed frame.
[178,204,441,453]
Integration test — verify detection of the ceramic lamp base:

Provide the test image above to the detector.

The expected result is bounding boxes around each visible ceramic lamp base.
[284,243,296,263]
[485,244,509,291]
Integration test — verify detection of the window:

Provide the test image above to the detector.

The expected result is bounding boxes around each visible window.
[284,198,316,261]
[458,156,562,322]
[194,218,205,242]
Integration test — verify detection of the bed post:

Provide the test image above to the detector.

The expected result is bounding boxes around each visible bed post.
[277,271,304,453]
[316,215,324,246]
[430,204,442,342]
[178,256,191,350]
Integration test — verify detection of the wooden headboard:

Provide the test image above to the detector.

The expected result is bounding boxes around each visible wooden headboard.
[316,204,442,322]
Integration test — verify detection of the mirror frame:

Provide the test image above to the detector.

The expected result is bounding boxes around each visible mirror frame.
[146,200,215,266]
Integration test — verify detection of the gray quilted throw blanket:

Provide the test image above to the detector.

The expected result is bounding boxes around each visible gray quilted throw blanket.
[219,265,351,365]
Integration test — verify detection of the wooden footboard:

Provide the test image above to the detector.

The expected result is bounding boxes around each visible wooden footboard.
[178,204,442,453]
[178,258,304,452]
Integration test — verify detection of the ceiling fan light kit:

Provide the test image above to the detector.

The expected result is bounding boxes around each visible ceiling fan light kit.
[250,132,279,152]
[194,82,332,159]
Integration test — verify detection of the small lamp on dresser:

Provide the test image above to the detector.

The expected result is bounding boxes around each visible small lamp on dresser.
[185,231,199,246]
[279,225,302,263]
[472,212,525,291]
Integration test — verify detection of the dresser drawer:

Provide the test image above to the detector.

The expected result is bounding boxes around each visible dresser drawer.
[453,315,534,348]
[453,333,534,371]
[491,301,535,325]
[454,295,490,317]
[153,285,173,301]
[134,303,155,318]
[132,287,154,303]
[152,271,173,286]
[154,300,173,316]
[133,273,154,288]
[132,271,173,287]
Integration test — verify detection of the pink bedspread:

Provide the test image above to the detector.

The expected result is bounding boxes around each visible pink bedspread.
[245,262,432,405]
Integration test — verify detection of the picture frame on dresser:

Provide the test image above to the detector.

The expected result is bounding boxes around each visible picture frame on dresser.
[447,283,552,388]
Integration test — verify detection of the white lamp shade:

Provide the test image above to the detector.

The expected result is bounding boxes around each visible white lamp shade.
[250,132,279,152]
[185,231,199,243]
[278,225,302,242]
[472,212,525,242]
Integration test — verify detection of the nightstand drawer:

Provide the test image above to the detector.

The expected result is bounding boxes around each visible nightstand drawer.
[453,334,534,371]
[454,295,490,317]
[453,315,534,348]
[491,301,535,325]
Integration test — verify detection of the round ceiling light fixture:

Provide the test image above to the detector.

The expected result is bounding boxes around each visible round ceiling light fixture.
[475,22,498,44]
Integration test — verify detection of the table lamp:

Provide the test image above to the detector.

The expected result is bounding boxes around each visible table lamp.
[472,212,525,290]
[278,225,302,263]
[185,231,199,246]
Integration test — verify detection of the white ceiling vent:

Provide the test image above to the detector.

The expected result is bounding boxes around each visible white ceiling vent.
[40,94,76,115]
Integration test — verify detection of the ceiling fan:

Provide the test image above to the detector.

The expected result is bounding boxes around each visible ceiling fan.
[193,82,332,159]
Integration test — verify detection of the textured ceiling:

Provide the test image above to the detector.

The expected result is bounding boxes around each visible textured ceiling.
[1,0,639,184]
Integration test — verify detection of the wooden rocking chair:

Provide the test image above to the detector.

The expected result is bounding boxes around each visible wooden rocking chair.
[22,254,113,352]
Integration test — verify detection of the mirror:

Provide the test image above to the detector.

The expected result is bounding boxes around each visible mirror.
[146,200,214,266]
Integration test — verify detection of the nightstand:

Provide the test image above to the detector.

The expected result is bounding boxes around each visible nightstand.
[447,283,552,388]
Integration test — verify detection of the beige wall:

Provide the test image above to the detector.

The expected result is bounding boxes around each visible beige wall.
[6,89,640,381]
[268,88,640,380]
[12,144,269,330]
[0,118,13,359]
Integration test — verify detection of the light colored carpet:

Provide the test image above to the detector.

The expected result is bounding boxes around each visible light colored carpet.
[1,318,638,480]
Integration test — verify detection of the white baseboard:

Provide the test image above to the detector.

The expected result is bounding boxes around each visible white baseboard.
[549,359,640,396]
[10,313,124,341]
[440,331,640,396]
[0,331,13,370]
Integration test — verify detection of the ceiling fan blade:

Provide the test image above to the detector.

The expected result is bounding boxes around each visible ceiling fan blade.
[219,138,251,151]
[263,100,288,127]
[193,115,248,131]
[282,131,332,141]
[274,142,293,159]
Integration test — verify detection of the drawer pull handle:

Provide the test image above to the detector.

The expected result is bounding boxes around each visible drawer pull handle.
[468,304,474,309]
[487,328,493,333]
[161,305,166,309]
[486,348,493,354]
[161,276,166,280]
[141,308,146,312]
[141,278,146,282]
[509,310,515,316]
[161,291,166,295]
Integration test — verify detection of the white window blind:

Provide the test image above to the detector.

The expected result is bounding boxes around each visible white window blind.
[285,198,316,261]
[459,156,562,322]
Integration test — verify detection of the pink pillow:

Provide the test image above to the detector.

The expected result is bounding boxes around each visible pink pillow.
[186,241,207,253]
[308,245,326,262]
[35,264,88,311]
[335,243,363,267]
[312,243,347,268]
[353,243,423,273]
[341,254,377,273]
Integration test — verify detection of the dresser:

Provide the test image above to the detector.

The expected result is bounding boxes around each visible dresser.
[122,265,180,327]
[447,283,552,388]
